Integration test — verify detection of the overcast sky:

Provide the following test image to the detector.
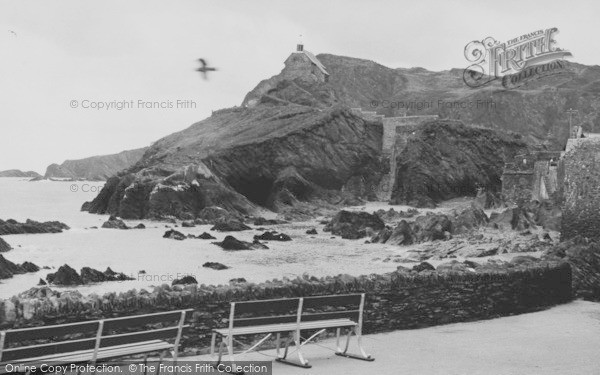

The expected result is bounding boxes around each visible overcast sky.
[1,0,599,173]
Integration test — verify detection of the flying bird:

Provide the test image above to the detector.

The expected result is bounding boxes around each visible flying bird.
[196,58,217,80]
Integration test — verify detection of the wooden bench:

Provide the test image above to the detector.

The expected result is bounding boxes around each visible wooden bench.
[0,309,193,373]
[211,293,374,369]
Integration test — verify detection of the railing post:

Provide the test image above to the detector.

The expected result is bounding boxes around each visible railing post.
[92,320,104,364]
[173,311,186,361]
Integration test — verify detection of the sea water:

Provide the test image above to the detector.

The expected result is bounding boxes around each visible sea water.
[0,178,400,298]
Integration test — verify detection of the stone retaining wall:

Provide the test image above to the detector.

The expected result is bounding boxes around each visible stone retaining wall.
[0,262,572,352]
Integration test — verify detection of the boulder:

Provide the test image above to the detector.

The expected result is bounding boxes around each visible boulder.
[181,221,195,228]
[37,278,47,286]
[453,206,488,234]
[163,229,186,240]
[202,262,229,270]
[371,227,392,244]
[411,213,453,242]
[0,237,11,252]
[133,223,146,229]
[20,261,40,272]
[412,262,435,272]
[305,228,318,235]
[229,278,247,283]
[386,221,414,245]
[101,216,129,230]
[172,276,198,285]
[210,219,251,232]
[213,236,264,250]
[46,264,84,286]
[324,211,385,240]
[375,208,419,222]
[198,232,216,240]
[253,231,292,241]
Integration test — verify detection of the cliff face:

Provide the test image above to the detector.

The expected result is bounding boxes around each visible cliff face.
[0,170,42,178]
[86,105,384,220]
[44,148,147,181]
[390,121,529,207]
[315,55,600,147]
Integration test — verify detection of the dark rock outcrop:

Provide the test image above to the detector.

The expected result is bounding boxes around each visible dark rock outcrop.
[181,221,195,228]
[0,237,11,252]
[253,231,292,241]
[46,264,84,286]
[172,276,198,285]
[390,121,528,207]
[306,228,318,235]
[197,232,216,240]
[47,265,133,285]
[0,255,28,279]
[163,229,186,241]
[324,210,385,239]
[81,267,108,283]
[452,206,489,234]
[20,261,40,273]
[0,219,70,235]
[202,262,229,270]
[212,236,267,251]
[101,216,129,230]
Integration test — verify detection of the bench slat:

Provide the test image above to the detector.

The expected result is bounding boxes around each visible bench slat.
[4,321,99,345]
[233,314,298,327]
[2,337,96,362]
[234,298,300,315]
[301,310,360,322]
[302,294,362,309]
[103,311,188,332]
[100,326,188,348]
[214,319,357,336]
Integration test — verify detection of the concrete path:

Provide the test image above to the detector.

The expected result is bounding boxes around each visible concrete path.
[190,300,600,375]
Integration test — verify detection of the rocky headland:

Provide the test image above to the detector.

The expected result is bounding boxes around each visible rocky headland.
[44,147,147,181]
[0,169,42,178]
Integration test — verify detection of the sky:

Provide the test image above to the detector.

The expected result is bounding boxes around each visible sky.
[1,0,599,173]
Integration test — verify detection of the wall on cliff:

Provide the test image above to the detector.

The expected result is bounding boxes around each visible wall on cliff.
[390,121,529,207]
[85,106,384,220]
[1,262,572,352]
[561,140,600,241]
[44,147,148,181]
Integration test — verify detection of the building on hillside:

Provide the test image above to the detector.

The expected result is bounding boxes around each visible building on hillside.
[283,43,329,83]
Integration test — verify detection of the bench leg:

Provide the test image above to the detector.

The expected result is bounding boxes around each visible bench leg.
[210,332,217,357]
[335,326,374,361]
[275,332,311,369]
